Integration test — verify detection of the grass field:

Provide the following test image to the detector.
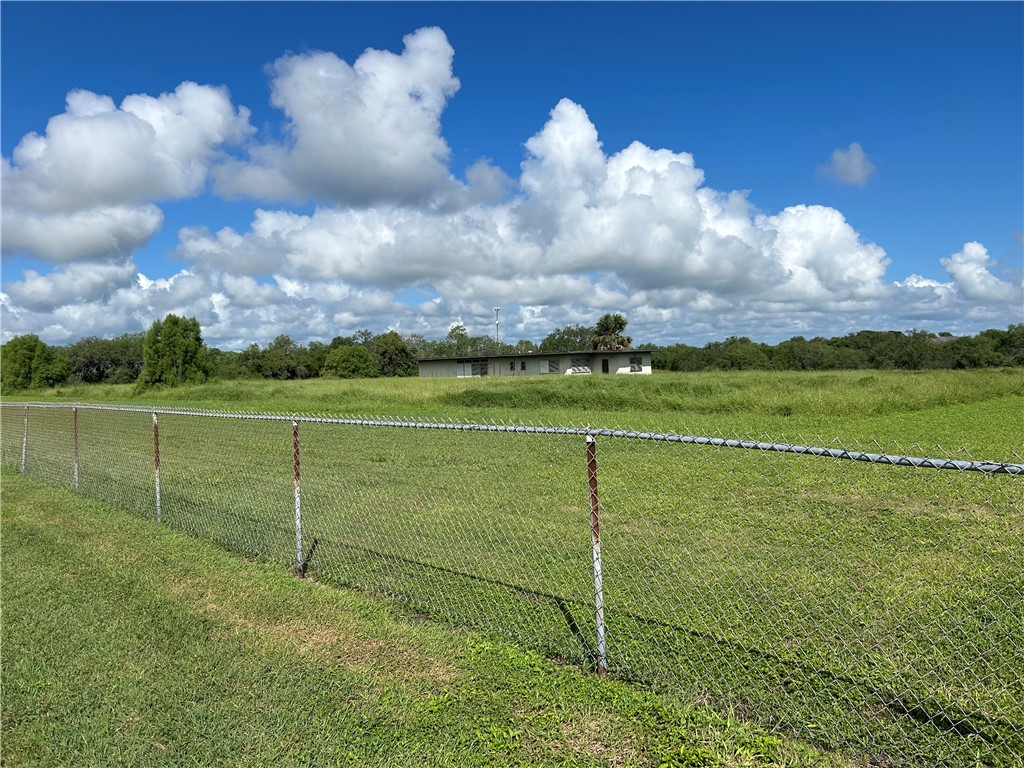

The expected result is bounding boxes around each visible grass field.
[3,370,1022,766]
[2,468,841,767]
[15,368,1024,455]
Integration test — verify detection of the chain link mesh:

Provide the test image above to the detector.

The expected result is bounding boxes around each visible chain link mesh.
[3,402,1021,766]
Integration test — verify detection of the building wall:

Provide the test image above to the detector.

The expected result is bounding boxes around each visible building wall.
[418,352,651,378]
[417,359,458,378]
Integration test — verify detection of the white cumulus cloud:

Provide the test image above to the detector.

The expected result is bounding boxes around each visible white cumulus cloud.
[2,81,253,262]
[2,29,1019,349]
[213,27,464,207]
[4,260,138,312]
[940,241,1021,302]
[173,99,900,328]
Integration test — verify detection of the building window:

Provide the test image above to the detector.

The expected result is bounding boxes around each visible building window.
[629,355,643,372]
[520,361,527,371]
[458,359,489,377]
[548,360,560,374]
[509,361,516,371]
[570,358,590,374]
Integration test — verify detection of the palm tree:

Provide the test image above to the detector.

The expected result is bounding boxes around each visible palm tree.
[593,313,633,351]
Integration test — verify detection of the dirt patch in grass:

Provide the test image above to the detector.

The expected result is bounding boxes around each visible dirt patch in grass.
[559,713,639,766]
[185,584,457,683]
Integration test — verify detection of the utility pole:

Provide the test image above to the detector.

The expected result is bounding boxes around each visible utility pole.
[495,307,501,345]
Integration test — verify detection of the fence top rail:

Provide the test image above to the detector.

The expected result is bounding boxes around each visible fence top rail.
[4,401,1022,476]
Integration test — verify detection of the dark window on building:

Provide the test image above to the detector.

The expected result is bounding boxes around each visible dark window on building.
[520,361,527,371]
[629,355,643,372]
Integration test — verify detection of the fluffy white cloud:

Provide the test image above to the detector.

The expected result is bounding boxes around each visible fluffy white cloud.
[2,30,1019,350]
[214,27,463,207]
[180,99,896,315]
[1,204,164,263]
[7,82,252,212]
[819,142,876,186]
[761,204,889,303]
[3,260,138,312]
[2,81,252,262]
[940,241,1020,302]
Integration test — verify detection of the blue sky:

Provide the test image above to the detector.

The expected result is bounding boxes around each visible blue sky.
[2,1,1021,349]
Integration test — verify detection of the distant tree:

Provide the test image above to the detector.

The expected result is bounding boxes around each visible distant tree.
[323,345,380,378]
[513,339,539,354]
[540,323,594,353]
[108,333,146,382]
[65,333,144,384]
[593,313,632,351]
[139,315,209,388]
[32,344,70,389]
[260,335,315,380]
[708,337,771,370]
[401,333,430,359]
[329,335,357,350]
[651,343,706,371]
[239,343,264,378]
[773,336,840,371]
[306,341,329,376]
[1,334,69,392]
[373,331,417,377]
[980,324,1024,365]
[206,348,247,380]
[447,324,472,355]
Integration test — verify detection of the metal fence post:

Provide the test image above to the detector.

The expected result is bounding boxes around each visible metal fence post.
[73,406,80,491]
[293,420,305,577]
[152,412,162,522]
[586,433,608,676]
[20,405,29,472]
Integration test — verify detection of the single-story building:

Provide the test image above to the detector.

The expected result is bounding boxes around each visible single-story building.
[417,350,653,378]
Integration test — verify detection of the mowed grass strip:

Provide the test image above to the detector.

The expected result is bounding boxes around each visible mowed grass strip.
[0,468,842,768]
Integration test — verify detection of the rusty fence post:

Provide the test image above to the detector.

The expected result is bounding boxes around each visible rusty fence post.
[73,406,80,491]
[152,412,162,522]
[587,433,608,676]
[293,420,305,577]
[20,405,29,473]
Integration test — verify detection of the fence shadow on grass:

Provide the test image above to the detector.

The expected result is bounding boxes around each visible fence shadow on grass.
[305,532,1020,764]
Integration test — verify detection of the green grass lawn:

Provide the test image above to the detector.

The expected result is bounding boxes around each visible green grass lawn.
[1,468,840,768]
[3,370,1022,765]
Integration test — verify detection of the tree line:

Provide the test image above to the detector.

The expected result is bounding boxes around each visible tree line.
[646,326,1024,372]
[1,313,1022,393]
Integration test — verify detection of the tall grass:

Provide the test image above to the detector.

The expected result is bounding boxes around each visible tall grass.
[18,368,1024,457]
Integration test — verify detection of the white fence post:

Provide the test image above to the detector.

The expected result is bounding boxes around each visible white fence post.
[586,433,608,676]
[152,412,162,522]
[20,405,28,472]
[73,406,80,491]
[293,420,304,577]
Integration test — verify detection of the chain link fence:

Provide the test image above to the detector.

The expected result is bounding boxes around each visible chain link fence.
[2,402,1022,766]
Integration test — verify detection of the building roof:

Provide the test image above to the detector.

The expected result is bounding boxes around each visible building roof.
[416,349,652,363]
